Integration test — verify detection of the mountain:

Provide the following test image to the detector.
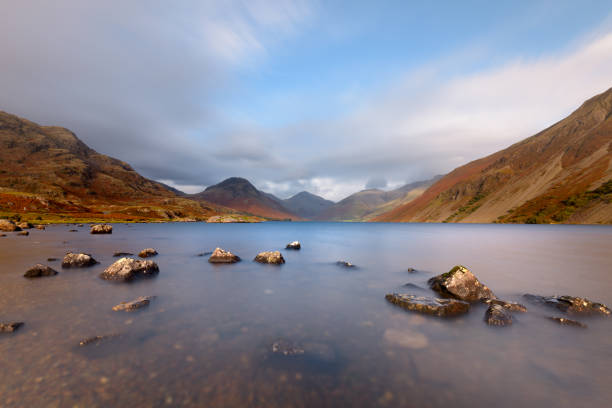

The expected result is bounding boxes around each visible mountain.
[317,178,438,221]
[192,177,299,220]
[282,191,335,219]
[375,88,612,224]
[0,111,233,222]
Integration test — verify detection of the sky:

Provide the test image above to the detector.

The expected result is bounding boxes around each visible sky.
[1,0,611,201]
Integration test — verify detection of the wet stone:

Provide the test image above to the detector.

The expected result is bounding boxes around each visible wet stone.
[47,258,58,262]
[407,267,417,273]
[0,219,21,232]
[0,322,24,333]
[113,252,133,257]
[428,265,496,302]
[90,224,113,234]
[100,258,159,282]
[385,293,470,317]
[482,298,527,312]
[79,334,119,346]
[208,248,241,263]
[112,296,155,311]
[17,231,29,236]
[549,317,587,328]
[336,261,355,268]
[523,294,611,316]
[485,304,513,327]
[69,229,78,232]
[138,248,158,258]
[62,252,98,268]
[24,264,58,278]
[35,225,45,230]
[254,251,285,265]
[286,241,301,250]
[271,339,305,356]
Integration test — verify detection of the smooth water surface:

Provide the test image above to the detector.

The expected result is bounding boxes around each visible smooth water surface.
[1,223,611,407]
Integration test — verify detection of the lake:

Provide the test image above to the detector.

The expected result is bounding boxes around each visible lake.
[1,222,611,407]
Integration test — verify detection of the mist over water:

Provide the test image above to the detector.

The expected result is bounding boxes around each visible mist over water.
[1,223,611,407]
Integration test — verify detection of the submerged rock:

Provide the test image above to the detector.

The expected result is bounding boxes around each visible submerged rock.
[62,252,98,268]
[112,296,155,311]
[271,338,304,356]
[428,265,496,302]
[255,251,285,264]
[385,293,470,317]
[35,225,45,230]
[383,328,429,349]
[407,267,417,273]
[336,261,356,268]
[0,322,24,333]
[285,241,301,250]
[90,224,113,234]
[79,333,119,346]
[100,257,159,281]
[0,219,21,232]
[47,258,58,262]
[17,231,29,236]
[485,304,513,327]
[208,248,241,263]
[197,251,213,257]
[523,294,610,316]
[138,248,158,258]
[24,264,58,278]
[113,252,133,257]
[482,298,527,312]
[0,233,6,237]
[69,229,78,232]
[549,317,587,328]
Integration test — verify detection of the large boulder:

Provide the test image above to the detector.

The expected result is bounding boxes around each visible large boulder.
[90,224,113,234]
[285,241,301,250]
[254,251,285,265]
[112,296,155,311]
[0,219,21,232]
[0,322,24,333]
[208,248,241,263]
[138,248,158,258]
[385,293,470,317]
[523,294,610,316]
[100,257,159,281]
[62,252,98,268]
[428,265,496,302]
[24,264,58,278]
[485,304,513,326]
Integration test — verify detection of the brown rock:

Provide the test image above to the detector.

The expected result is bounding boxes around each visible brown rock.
[428,265,496,302]
[35,224,45,230]
[254,251,285,264]
[524,294,610,316]
[0,322,24,333]
[62,252,98,268]
[90,224,113,234]
[285,241,301,250]
[112,296,155,311]
[17,222,33,229]
[485,304,513,326]
[17,231,29,236]
[24,264,58,278]
[208,248,241,263]
[100,257,159,281]
[138,248,158,258]
[482,298,527,312]
[79,333,119,346]
[0,219,21,232]
[385,293,470,317]
[549,317,587,328]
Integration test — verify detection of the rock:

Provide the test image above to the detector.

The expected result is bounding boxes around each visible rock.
[482,298,527,312]
[24,264,58,278]
[523,294,610,316]
[100,257,159,281]
[197,251,213,257]
[69,229,78,232]
[0,219,21,232]
[254,251,285,265]
[138,248,158,258]
[484,304,513,326]
[35,225,45,230]
[285,241,301,250]
[79,333,119,346]
[47,258,58,262]
[112,296,155,311]
[113,252,133,257]
[407,267,417,273]
[208,248,241,263]
[403,283,426,290]
[0,234,6,237]
[62,252,98,268]
[271,339,304,356]
[17,231,29,236]
[428,265,496,302]
[336,261,355,268]
[17,222,33,229]
[549,317,587,328]
[90,224,112,234]
[0,322,24,333]
[385,293,470,317]
[78,224,84,227]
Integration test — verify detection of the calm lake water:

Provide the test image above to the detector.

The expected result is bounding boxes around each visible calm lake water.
[1,222,611,407]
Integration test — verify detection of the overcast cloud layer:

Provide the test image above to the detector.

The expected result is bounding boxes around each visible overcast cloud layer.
[1,1,611,201]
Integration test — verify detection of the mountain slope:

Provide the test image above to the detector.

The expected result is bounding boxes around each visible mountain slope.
[317,178,438,221]
[0,111,230,222]
[375,88,612,224]
[282,191,334,219]
[192,177,299,220]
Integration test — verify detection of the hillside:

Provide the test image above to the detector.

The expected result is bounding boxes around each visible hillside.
[282,191,334,219]
[0,111,237,222]
[192,177,299,220]
[317,178,438,221]
[375,88,612,224]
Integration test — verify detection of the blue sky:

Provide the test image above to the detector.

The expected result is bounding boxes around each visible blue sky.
[1,1,611,200]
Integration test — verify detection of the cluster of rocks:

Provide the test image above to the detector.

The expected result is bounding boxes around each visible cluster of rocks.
[207,241,303,265]
[90,224,113,234]
[0,219,45,234]
[385,264,609,328]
